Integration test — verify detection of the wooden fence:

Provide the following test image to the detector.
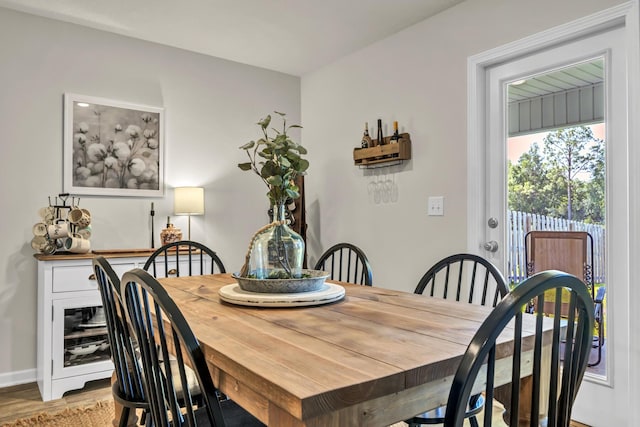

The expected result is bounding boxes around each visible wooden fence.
[507,210,606,284]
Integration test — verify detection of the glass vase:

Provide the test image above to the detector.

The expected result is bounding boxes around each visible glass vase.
[249,204,305,279]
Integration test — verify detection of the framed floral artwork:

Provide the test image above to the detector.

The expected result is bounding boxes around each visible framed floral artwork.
[63,93,165,197]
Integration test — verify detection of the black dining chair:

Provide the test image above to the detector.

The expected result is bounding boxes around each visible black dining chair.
[443,270,594,427]
[144,240,226,278]
[93,256,149,427]
[95,257,207,426]
[414,253,509,307]
[406,253,509,427]
[120,268,264,426]
[313,242,373,286]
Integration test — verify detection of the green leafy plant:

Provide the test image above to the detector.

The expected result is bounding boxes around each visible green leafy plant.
[238,112,309,207]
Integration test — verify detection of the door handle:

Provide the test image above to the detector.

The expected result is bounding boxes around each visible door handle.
[484,240,499,252]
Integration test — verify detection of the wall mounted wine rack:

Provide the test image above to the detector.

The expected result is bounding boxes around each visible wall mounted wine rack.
[353,134,411,168]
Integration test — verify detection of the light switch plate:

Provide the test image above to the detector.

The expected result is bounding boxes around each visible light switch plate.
[428,196,444,216]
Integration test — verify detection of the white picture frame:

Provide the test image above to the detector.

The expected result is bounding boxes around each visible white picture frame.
[63,93,165,197]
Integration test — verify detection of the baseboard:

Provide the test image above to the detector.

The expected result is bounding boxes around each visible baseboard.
[0,369,36,388]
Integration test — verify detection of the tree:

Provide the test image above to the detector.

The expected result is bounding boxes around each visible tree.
[508,126,605,224]
[581,140,605,223]
[508,142,550,215]
[542,127,602,221]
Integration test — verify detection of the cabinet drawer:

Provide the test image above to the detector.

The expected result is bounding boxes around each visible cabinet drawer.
[52,265,96,293]
[52,262,135,293]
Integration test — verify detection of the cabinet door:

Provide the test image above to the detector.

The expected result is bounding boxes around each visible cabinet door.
[51,295,113,379]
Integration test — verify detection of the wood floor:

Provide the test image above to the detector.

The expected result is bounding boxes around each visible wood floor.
[0,378,112,424]
[0,379,591,426]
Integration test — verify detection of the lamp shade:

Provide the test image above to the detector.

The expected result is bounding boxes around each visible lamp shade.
[174,187,204,215]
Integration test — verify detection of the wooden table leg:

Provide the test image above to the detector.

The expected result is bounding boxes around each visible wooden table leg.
[494,375,533,427]
[494,341,553,426]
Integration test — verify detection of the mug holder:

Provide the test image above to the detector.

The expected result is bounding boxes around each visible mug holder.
[37,193,87,255]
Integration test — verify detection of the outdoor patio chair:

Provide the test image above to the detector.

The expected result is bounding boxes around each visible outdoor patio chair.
[524,231,603,367]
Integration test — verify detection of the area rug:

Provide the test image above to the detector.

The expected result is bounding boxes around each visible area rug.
[0,400,114,427]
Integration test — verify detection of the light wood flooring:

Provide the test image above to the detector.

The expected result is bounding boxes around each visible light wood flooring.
[0,379,591,426]
[0,378,112,424]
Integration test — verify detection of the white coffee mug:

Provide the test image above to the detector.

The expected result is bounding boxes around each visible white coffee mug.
[77,225,92,239]
[42,241,57,254]
[31,236,47,251]
[68,208,91,228]
[64,234,91,253]
[47,221,70,239]
[31,236,56,254]
[38,206,54,219]
[32,222,48,237]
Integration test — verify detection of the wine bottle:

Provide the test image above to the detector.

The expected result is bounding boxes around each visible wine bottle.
[377,119,384,146]
[361,122,373,148]
[390,121,400,143]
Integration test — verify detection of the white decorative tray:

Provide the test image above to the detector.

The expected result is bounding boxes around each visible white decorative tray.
[218,282,345,307]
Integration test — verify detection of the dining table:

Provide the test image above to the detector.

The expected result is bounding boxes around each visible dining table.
[157,273,543,427]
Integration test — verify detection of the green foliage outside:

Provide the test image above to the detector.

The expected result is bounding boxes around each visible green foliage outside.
[508,126,605,224]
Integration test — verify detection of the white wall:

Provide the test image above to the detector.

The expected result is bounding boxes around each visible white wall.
[302,0,631,425]
[0,8,299,382]
[301,0,625,292]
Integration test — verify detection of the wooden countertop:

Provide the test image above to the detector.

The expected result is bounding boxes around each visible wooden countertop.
[34,249,156,261]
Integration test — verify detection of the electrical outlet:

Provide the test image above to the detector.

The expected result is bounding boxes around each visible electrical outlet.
[428,196,444,216]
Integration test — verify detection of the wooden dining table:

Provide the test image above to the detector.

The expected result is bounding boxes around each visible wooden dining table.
[158,273,542,427]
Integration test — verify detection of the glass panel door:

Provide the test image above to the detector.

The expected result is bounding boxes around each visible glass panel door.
[52,295,113,379]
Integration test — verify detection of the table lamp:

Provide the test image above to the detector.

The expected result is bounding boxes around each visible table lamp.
[174,187,204,241]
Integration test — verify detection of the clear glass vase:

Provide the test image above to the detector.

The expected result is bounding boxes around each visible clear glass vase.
[249,204,305,279]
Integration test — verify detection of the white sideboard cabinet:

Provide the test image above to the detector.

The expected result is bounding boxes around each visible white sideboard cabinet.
[35,250,154,401]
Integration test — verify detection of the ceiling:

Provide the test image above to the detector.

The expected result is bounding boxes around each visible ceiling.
[0,0,464,76]
[508,60,604,102]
